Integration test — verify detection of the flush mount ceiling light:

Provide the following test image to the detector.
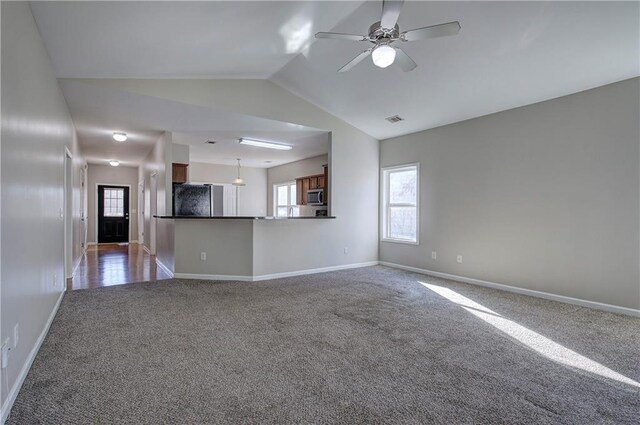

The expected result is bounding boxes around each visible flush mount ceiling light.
[113,132,127,142]
[239,138,292,151]
[109,160,120,167]
[232,158,246,186]
[371,44,396,68]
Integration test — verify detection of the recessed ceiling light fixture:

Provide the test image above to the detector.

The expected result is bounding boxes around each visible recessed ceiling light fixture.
[109,160,120,167]
[239,138,292,151]
[113,132,127,142]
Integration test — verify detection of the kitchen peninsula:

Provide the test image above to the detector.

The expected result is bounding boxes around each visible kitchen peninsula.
[155,215,346,282]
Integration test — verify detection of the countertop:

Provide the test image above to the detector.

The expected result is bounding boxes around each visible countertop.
[154,215,336,220]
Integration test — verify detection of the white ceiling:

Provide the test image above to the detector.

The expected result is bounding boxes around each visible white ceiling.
[272,1,640,139]
[34,1,639,145]
[30,1,364,78]
[175,131,329,168]
[59,80,326,167]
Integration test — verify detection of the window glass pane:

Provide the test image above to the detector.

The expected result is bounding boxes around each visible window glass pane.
[388,206,417,241]
[277,185,288,206]
[276,206,288,217]
[290,206,300,217]
[104,188,124,217]
[389,169,416,204]
[289,184,297,205]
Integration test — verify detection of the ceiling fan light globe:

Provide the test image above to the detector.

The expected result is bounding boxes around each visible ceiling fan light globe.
[372,45,396,68]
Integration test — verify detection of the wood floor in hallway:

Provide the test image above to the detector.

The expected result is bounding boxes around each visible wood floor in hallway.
[68,243,172,290]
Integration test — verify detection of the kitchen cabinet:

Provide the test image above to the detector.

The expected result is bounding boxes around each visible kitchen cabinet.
[172,163,189,184]
[295,166,328,205]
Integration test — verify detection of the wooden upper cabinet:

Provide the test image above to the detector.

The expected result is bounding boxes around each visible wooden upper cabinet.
[296,179,304,205]
[295,167,329,206]
[172,163,188,184]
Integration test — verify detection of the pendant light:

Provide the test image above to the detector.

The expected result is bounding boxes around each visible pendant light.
[232,158,246,186]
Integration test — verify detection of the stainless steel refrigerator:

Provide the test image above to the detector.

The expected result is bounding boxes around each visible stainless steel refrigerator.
[173,184,224,216]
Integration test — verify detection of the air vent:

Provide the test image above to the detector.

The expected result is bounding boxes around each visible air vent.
[205,140,217,144]
[385,115,404,123]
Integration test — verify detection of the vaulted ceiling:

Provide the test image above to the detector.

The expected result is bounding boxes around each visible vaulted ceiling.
[31,1,639,156]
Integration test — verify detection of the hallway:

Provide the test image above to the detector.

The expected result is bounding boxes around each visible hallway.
[68,243,172,290]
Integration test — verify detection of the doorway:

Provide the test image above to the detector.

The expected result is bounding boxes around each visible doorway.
[97,185,130,243]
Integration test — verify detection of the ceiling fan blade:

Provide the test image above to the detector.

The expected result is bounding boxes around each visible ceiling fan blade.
[394,47,417,72]
[402,21,461,42]
[381,0,404,29]
[338,48,373,73]
[315,32,367,41]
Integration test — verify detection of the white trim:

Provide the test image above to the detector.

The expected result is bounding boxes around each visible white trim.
[0,289,65,424]
[86,242,97,246]
[380,163,420,245]
[130,240,139,244]
[155,258,174,278]
[174,261,379,282]
[379,261,640,317]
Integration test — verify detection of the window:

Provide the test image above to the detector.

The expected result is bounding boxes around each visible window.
[381,164,419,244]
[103,188,125,217]
[274,182,299,217]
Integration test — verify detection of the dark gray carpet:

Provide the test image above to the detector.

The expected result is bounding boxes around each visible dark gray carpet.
[7,266,640,424]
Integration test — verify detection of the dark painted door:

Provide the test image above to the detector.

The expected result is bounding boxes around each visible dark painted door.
[98,185,129,243]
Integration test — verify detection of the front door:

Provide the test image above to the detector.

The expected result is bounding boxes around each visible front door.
[98,185,129,243]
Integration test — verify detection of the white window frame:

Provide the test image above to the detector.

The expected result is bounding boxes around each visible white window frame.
[380,163,419,245]
[273,181,298,217]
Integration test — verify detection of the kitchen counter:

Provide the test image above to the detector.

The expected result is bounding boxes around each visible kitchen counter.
[155,215,335,220]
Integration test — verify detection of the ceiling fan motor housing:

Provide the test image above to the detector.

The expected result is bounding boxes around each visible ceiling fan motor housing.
[368,21,400,42]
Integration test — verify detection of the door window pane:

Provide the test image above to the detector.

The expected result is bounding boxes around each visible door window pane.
[104,188,125,217]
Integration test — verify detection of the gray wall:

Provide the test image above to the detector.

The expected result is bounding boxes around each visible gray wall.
[87,164,139,244]
[266,154,328,216]
[189,162,268,216]
[139,132,175,271]
[380,78,640,310]
[1,2,84,411]
[174,220,253,277]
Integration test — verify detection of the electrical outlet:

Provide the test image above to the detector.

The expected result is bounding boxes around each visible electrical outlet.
[200,252,206,261]
[457,255,463,264]
[1,339,9,369]
[431,251,437,260]
[12,324,19,348]
[343,247,348,254]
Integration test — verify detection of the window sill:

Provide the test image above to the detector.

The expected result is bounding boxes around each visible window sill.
[381,238,419,246]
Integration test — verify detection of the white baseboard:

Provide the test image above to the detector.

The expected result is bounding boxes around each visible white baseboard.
[174,261,379,283]
[0,289,65,424]
[155,258,174,278]
[130,240,139,244]
[253,261,380,281]
[86,242,96,246]
[173,273,253,281]
[379,261,640,317]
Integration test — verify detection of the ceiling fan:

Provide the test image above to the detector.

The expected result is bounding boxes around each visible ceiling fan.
[315,0,460,72]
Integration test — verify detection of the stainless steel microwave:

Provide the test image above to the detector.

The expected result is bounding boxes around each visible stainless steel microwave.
[307,189,324,205]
